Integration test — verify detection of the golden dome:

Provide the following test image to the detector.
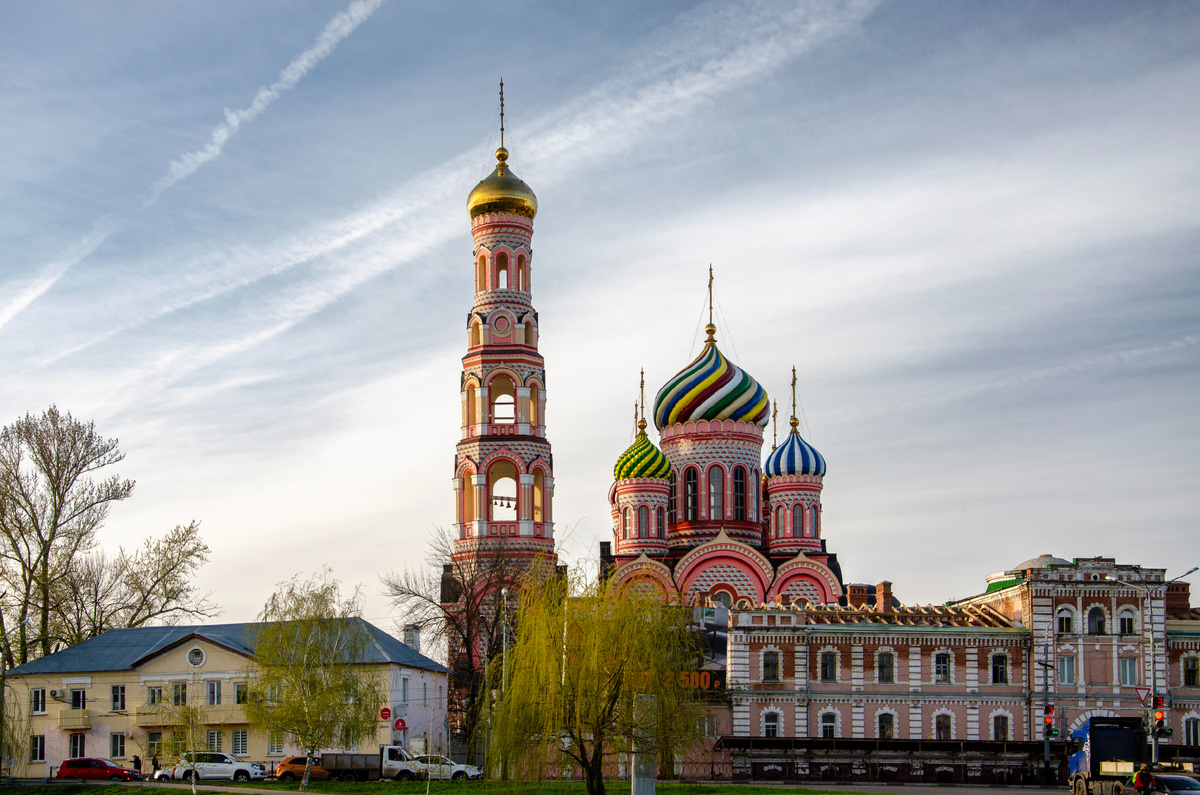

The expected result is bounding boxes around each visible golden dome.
[467,147,538,220]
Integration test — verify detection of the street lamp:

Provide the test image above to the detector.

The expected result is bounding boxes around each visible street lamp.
[1106,565,1198,764]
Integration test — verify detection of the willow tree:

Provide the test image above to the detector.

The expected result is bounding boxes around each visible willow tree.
[487,571,703,795]
[243,573,385,791]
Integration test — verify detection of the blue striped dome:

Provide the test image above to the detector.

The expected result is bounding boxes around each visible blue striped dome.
[765,429,826,477]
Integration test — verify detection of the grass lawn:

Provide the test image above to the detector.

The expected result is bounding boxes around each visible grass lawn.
[0,782,865,795]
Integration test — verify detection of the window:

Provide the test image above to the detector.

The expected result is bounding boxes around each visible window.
[1185,658,1199,687]
[992,654,1008,685]
[638,506,649,539]
[148,686,163,706]
[1059,656,1076,685]
[764,713,779,738]
[173,682,188,706]
[668,479,677,524]
[821,713,836,739]
[792,504,803,537]
[30,735,45,763]
[30,689,46,714]
[235,683,248,704]
[1057,609,1073,635]
[656,507,664,538]
[1186,718,1200,747]
[232,729,248,756]
[1119,612,1136,635]
[684,469,698,521]
[879,713,894,740]
[935,714,952,741]
[69,733,85,757]
[207,730,222,752]
[994,715,1009,741]
[820,651,836,682]
[148,732,163,757]
[622,508,630,539]
[207,680,222,705]
[878,653,895,684]
[187,647,205,666]
[733,467,746,521]
[811,505,820,535]
[112,685,126,711]
[774,506,783,539]
[111,732,126,758]
[934,653,951,684]
[1088,607,1106,635]
[268,731,285,755]
[402,678,409,702]
[1120,658,1138,686]
[69,688,86,709]
[708,468,723,519]
[763,651,779,682]
[698,715,719,738]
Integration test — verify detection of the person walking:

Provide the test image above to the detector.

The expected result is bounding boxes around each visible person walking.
[132,754,142,773]
[152,755,160,775]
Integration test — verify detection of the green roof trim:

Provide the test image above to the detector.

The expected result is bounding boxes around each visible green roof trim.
[985,578,1024,593]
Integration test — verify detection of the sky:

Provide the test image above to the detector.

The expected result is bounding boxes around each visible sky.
[2,0,1198,635]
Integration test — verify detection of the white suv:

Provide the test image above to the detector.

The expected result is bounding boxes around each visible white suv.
[170,752,268,781]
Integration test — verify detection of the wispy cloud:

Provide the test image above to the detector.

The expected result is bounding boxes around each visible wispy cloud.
[149,0,385,201]
[57,0,882,401]
[0,0,384,335]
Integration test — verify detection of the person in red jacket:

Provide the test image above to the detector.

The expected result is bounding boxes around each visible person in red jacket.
[1132,765,1155,794]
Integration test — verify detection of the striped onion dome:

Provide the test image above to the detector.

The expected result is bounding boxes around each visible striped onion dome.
[614,425,673,480]
[765,424,827,478]
[653,331,770,430]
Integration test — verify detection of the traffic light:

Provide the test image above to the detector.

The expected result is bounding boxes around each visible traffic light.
[1154,710,1173,738]
[1153,696,1165,709]
[1044,705,1059,737]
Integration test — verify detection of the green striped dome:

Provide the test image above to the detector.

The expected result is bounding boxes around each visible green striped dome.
[614,431,673,480]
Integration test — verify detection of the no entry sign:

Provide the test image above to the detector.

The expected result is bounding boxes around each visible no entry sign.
[380,707,392,721]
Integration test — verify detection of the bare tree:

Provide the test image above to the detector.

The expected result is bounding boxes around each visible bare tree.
[0,406,134,663]
[381,528,532,765]
[51,521,218,647]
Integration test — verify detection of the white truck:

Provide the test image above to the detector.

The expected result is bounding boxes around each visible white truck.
[318,745,423,781]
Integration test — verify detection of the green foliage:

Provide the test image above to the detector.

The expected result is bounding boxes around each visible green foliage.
[243,572,385,791]
[486,570,704,795]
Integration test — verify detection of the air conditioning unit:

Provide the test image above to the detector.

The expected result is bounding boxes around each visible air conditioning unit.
[49,689,65,700]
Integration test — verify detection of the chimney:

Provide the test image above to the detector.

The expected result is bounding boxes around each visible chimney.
[402,624,421,654]
[847,584,871,609]
[1166,581,1192,615]
[875,581,893,613]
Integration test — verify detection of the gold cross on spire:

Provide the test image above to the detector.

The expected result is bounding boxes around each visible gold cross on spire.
[705,264,716,345]
[772,400,779,450]
[499,78,505,150]
[790,365,799,431]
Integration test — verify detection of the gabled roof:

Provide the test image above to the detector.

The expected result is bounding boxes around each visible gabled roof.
[7,618,449,676]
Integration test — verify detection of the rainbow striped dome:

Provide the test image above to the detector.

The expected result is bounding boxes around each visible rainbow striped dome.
[765,428,826,478]
[614,430,673,480]
[653,342,770,430]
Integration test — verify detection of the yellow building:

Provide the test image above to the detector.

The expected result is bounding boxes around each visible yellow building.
[4,620,448,777]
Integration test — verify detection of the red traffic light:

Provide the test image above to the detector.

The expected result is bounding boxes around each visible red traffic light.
[1155,710,1166,721]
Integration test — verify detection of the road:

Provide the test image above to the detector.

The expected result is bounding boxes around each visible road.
[107,782,1066,795]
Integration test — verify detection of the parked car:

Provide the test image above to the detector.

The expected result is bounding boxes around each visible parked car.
[170,751,268,781]
[275,756,330,781]
[412,755,482,781]
[56,758,142,781]
[1156,776,1200,794]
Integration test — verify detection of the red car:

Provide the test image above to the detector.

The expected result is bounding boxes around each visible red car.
[56,758,142,781]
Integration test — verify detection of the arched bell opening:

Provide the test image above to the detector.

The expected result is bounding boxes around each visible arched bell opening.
[488,460,518,521]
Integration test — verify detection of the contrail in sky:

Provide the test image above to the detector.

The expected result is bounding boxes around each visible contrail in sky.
[0,0,384,334]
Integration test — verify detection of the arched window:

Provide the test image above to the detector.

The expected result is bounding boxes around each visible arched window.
[1119,610,1136,635]
[527,385,539,425]
[733,467,746,521]
[1057,607,1074,635]
[936,714,952,741]
[622,508,630,540]
[708,467,723,520]
[638,506,649,539]
[668,479,677,524]
[532,470,545,522]
[496,252,509,289]
[517,254,527,290]
[774,506,784,539]
[655,507,664,538]
[878,713,894,740]
[476,255,487,292]
[488,460,517,522]
[1088,608,1106,635]
[684,469,698,522]
[524,319,536,348]
[469,321,481,348]
[878,652,894,683]
[465,384,477,428]
[461,470,475,526]
[821,713,836,739]
[792,504,803,537]
[764,713,779,738]
[811,504,820,536]
[751,469,759,519]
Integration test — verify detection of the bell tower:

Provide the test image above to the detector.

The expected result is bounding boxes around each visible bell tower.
[452,88,556,570]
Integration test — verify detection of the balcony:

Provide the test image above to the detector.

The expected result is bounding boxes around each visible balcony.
[58,709,91,729]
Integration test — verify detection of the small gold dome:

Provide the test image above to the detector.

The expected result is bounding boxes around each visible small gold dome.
[467,147,538,220]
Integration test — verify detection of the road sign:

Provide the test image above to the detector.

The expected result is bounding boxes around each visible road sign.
[1135,688,1151,704]
[380,707,392,721]
[394,718,406,732]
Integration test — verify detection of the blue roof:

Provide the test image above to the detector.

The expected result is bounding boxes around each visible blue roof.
[765,428,827,478]
[7,618,448,676]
